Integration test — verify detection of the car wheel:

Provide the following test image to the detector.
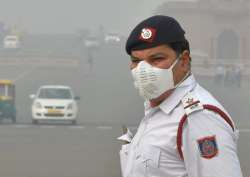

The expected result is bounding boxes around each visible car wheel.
[71,120,77,125]
[32,119,38,124]
[11,116,16,124]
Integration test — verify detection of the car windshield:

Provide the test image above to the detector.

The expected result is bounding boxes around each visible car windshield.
[0,85,5,96]
[5,37,18,41]
[0,84,14,97]
[38,88,72,99]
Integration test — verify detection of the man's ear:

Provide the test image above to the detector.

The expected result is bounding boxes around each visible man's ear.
[180,50,190,66]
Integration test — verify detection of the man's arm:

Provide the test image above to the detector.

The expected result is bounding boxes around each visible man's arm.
[182,110,243,177]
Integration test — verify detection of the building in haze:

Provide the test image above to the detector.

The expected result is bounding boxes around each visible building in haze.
[154,0,250,76]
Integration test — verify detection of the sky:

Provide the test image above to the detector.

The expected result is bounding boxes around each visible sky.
[0,0,173,34]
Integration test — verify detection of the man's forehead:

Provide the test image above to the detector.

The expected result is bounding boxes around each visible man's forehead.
[131,45,172,57]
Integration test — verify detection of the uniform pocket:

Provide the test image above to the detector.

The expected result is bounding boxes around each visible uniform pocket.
[134,145,161,177]
[142,146,161,168]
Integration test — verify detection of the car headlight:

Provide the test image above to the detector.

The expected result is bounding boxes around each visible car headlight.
[67,103,73,110]
[35,102,42,109]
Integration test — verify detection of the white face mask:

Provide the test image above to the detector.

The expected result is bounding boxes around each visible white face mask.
[131,56,180,100]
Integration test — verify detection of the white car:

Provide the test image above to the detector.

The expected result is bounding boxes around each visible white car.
[3,35,20,49]
[104,33,121,43]
[30,85,79,124]
[84,36,100,49]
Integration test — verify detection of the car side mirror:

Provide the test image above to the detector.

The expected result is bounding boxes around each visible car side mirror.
[29,94,36,99]
[74,96,80,100]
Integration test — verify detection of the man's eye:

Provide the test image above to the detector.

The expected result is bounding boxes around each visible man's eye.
[153,57,164,61]
[130,56,142,63]
[132,60,141,63]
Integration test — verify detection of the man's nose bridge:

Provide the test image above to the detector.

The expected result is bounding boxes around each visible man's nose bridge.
[132,60,154,71]
[139,60,152,68]
[133,60,145,69]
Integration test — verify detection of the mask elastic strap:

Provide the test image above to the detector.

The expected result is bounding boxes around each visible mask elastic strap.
[169,54,182,70]
[174,71,191,89]
[173,54,191,88]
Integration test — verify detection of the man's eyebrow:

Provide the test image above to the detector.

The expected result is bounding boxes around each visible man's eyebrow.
[130,56,142,61]
[149,53,166,58]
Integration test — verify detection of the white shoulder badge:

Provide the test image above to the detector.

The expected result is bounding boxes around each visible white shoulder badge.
[181,92,204,115]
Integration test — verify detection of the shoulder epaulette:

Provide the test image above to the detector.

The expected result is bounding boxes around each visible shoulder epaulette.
[181,92,203,115]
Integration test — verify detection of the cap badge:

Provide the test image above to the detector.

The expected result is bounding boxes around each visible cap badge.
[139,27,156,43]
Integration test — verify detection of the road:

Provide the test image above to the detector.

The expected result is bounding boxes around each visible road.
[0,123,122,177]
[0,39,248,176]
[0,123,248,177]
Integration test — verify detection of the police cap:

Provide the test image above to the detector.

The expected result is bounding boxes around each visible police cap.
[126,15,186,55]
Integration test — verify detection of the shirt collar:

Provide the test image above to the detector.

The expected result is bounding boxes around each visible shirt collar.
[144,74,197,115]
[159,74,197,114]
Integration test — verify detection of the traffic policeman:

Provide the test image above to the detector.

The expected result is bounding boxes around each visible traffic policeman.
[118,15,243,177]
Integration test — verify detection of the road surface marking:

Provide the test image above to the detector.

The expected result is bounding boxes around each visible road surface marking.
[13,67,36,82]
[128,126,137,130]
[68,125,85,129]
[96,126,113,130]
[39,125,56,129]
[13,124,31,128]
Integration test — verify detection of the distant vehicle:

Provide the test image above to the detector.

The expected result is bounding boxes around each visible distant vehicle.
[30,85,79,125]
[84,36,100,49]
[3,35,20,49]
[0,80,16,123]
[104,33,121,43]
